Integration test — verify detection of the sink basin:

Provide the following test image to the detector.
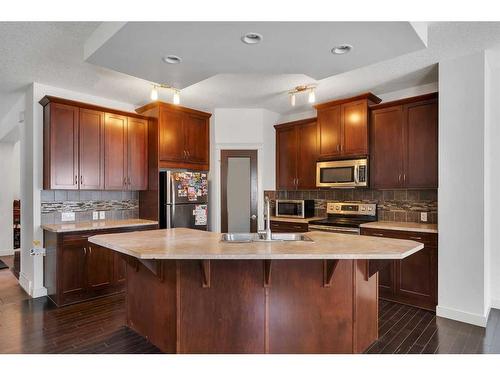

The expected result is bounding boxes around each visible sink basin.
[221,232,313,243]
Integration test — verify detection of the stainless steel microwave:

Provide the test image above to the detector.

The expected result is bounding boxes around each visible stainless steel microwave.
[275,200,315,219]
[316,158,368,188]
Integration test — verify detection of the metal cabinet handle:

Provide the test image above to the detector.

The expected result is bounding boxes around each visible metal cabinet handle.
[250,215,257,220]
[187,150,190,157]
[398,174,401,182]
[336,144,340,152]
[403,174,406,182]
[409,236,422,240]
[83,247,87,255]
[75,175,78,185]
[88,246,92,255]
[372,233,384,237]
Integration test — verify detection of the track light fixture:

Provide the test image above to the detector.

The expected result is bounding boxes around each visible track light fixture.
[288,84,317,107]
[150,84,181,105]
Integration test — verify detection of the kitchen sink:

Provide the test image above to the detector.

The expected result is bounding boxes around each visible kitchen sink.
[220,232,313,243]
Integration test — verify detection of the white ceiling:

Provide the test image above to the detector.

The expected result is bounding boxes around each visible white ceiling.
[2,22,500,127]
[85,22,426,89]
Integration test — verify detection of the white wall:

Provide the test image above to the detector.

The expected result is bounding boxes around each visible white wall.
[209,108,279,232]
[0,141,20,255]
[437,51,490,326]
[485,50,500,309]
[19,82,137,297]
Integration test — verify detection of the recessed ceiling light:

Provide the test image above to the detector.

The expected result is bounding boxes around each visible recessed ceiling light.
[162,55,182,64]
[241,32,263,45]
[331,44,353,55]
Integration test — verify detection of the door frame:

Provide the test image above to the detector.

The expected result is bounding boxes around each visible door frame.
[220,149,258,233]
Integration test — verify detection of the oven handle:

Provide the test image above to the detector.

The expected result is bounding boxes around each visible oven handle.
[309,225,360,234]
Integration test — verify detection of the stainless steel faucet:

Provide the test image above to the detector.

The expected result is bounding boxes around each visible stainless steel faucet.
[264,196,272,241]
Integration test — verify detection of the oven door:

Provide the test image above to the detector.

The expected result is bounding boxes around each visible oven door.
[308,225,360,235]
[316,159,367,188]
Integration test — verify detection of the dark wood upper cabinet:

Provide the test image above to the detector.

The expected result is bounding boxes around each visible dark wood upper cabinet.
[275,118,318,190]
[404,98,438,188]
[370,93,438,189]
[104,113,128,190]
[136,102,211,171]
[43,102,79,190]
[40,96,149,191]
[127,117,148,191]
[370,106,405,189]
[317,105,341,157]
[79,108,104,190]
[315,93,381,159]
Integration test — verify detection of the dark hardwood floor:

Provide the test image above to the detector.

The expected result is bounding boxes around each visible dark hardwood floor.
[1,255,499,354]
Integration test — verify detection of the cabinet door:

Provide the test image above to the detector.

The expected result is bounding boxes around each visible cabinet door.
[47,103,79,189]
[86,244,114,290]
[159,107,185,162]
[317,105,341,158]
[404,99,438,188]
[79,108,104,190]
[296,120,318,189]
[104,113,127,190]
[370,106,404,189]
[127,117,148,190]
[341,100,368,156]
[378,261,396,299]
[184,113,209,164]
[61,241,87,301]
[276,126,298,189]
[396,246,437,309]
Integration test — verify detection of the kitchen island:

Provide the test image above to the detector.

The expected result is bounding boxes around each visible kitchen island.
[89,228,423,354]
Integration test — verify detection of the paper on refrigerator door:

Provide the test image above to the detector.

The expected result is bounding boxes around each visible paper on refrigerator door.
[193,204,208,226]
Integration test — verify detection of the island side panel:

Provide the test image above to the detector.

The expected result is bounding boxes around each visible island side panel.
[268,260,354,353]
[177,260,266,353]
[353,259,378,353]
[125,259,177,353]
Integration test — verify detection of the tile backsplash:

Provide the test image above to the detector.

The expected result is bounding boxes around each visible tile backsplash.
[264,189,438,224]
[41,190,139,225]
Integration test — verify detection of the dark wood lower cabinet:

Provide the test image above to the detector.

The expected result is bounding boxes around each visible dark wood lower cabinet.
[44,225,156,307]
[360,227,437,311]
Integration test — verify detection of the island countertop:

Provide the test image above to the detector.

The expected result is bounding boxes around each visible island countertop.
[88,227,423,260]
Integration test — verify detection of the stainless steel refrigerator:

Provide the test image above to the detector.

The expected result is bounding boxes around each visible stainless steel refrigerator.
[159,170,208,231]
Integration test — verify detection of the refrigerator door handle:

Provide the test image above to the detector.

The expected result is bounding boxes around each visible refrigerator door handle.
[166,205,172,229]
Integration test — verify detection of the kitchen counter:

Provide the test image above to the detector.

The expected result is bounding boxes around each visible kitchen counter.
[270,216,326,224]
[359,221,438,233]
[41,219,158,233]
[89,227,424,354]
[89,227,423,260]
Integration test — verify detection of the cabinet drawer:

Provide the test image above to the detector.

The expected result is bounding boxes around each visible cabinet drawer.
[270,221,308,233]
[360,228,437,247]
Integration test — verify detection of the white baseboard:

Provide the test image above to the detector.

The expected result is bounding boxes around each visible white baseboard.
[18,272,47,298]
[0,249,15,256]
[491,299,500,310]
[436,305,489,327]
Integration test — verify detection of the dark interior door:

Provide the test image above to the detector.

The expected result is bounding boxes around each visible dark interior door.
[220,150,258,233]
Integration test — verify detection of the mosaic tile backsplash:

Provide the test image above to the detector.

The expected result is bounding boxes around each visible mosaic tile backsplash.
[264,189,438,224]
[41,190,139,225]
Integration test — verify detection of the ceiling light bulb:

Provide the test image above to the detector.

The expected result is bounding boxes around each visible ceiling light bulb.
[150,86,158,101]
[173,91,180,105]
[308,90,316,104]
[290,93,296,107]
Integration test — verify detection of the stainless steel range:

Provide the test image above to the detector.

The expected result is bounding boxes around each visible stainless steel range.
[309,202,377,235]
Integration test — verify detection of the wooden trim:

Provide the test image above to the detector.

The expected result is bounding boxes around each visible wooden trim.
[39,95,152,120]
[314,92,382,110]
[220,150,258,233]
[274,117,317,130]
[369,92,438,110]
[135,101,212,118]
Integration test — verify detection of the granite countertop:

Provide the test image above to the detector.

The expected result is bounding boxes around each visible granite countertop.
[270,216,326,224]
[88,227,423,260]
[360,221,438,234]
[41,219,158,233]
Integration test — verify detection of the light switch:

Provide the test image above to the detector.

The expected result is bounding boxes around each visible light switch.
[92,211,99,220]
[420,212,428,222]
[99,211,106,220]
[61,212,75,222]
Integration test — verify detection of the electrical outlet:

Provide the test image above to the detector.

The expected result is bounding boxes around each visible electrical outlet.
[420,212,428,222]
[92,211,99,220]
[61,212,75,222]
[99,211,106,220]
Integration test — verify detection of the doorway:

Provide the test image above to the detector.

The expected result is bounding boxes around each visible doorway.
[220,150,258,233]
